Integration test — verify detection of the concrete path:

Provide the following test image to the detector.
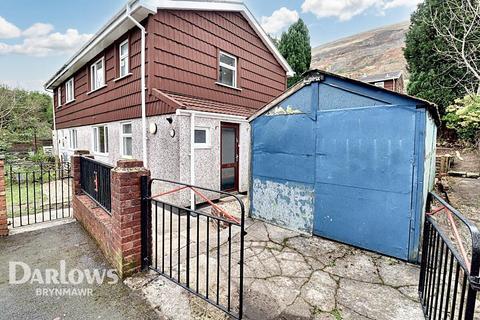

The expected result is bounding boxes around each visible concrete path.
[127,218,424,320]
[0,220,159,320]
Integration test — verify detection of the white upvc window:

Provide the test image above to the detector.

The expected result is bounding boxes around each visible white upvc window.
[194,127,211,149]
[119,40,129,78]
[93,125,109,154]
[69,129,78,149]
[57,87,62,107]
[218,51,237,88]
[65,77,75,103]
[120,122,133,157]
[90,57,105,91]
[374,81,385,88]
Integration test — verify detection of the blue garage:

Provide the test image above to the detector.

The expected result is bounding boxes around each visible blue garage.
[249,70,438,262]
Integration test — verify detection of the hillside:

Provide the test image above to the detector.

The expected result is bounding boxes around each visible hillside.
[311,21,409,79]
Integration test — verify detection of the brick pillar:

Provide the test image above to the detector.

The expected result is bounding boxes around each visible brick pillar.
[111,159,150,277]
[0,155,8,236]
[71,150,91,196]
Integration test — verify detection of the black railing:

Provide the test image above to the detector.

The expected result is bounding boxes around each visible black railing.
[419,192,480,320]
[5,161,72,228]
[142,178,245,319]
[79,157,112,213]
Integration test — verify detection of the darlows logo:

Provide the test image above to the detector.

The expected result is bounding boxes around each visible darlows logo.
[9,261,119,296]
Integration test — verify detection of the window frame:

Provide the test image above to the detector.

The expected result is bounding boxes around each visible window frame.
[90,57,106,92]
[120,122,133,158]
[57,87,62,108]
[193,126,211,149]
[65,77,75,103]
[118,39,129,78]
[217,51,238,89]
[374,81,385,88]
[92,125,109,155]
[69,128,78,150]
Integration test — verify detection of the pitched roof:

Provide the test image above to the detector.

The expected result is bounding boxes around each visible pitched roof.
[152,89,252,117]
[249,69,440,126]
[358,71,403,83]
[45,0,294,90]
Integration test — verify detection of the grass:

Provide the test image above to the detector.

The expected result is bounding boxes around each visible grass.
[6,179,71,218]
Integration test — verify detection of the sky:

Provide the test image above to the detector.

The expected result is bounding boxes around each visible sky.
[0,0,421,92]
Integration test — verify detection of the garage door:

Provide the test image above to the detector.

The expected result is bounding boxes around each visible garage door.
[313,106,416,260]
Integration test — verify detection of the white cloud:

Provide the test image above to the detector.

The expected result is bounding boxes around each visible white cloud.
[261,7,299,35]
[0,28,92,57]
[302,0,422,21]
[23,23,54,38]
[383,0,422,9]
[0,16,21,39]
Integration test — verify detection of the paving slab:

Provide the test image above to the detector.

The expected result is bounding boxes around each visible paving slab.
[127,214,425,320]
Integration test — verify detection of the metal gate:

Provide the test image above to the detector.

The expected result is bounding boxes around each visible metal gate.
[141,177,246,319]
[5,161,72,228]
[419,192,480,319]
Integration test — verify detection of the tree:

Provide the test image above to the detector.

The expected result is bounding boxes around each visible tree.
[278,19,312,87]
[404,0,480,116]
[443,94,480,148]
[0,86,53,152]
[429,0,480,94]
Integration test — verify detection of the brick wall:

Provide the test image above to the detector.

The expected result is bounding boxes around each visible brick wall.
[72,151,150,278]
[0,156,8,236]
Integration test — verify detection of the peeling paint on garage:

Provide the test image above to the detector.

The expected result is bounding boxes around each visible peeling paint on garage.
[251,177,314,234]
[249,70,440,262]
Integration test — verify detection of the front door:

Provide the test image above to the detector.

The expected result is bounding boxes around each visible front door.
[220,123,239,191]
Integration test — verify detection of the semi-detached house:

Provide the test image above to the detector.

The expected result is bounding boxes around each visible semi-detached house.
[45,0,294,201]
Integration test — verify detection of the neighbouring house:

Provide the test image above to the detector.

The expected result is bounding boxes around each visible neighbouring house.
[249,70,439,262]
[358,71,404,93]
[44,0,294,203]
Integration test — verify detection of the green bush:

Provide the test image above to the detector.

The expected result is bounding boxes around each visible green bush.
[443,95,480,146]
[28,150,54,163]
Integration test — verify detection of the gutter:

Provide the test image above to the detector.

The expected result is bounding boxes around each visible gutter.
[126,3,148,167]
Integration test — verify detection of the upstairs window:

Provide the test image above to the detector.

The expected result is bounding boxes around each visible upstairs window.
[57,87,62,107]
[69,129,78,149]
[93,125,109,154]
[218,51,237,88]
[120,122,133,157]
[119,40,129,78]
[91,57,105,91]
[65,78,75,103]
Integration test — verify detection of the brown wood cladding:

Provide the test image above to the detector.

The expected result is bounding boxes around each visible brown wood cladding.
[55,10,287,129]
[151,10,286,114]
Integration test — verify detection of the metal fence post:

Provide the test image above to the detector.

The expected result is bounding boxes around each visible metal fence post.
[140,175,151,270]
[465,227,480,319]
[0,155,8,236]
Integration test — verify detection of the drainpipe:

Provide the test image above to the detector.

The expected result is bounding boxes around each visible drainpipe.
[126,3,148,167]
[45,88,59,164]
[190,112,196,210]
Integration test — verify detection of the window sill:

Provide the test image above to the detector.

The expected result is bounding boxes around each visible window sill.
[65,99,76,105]
[87,84,107,95]
[215,82,242,91]
[194,145,212,150]
[114,73,132,82]
[93,151,109,157]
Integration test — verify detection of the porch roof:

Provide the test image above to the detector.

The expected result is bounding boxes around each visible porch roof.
[152,89,252,118]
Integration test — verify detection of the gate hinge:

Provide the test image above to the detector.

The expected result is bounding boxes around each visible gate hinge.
[469,276,480,291]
